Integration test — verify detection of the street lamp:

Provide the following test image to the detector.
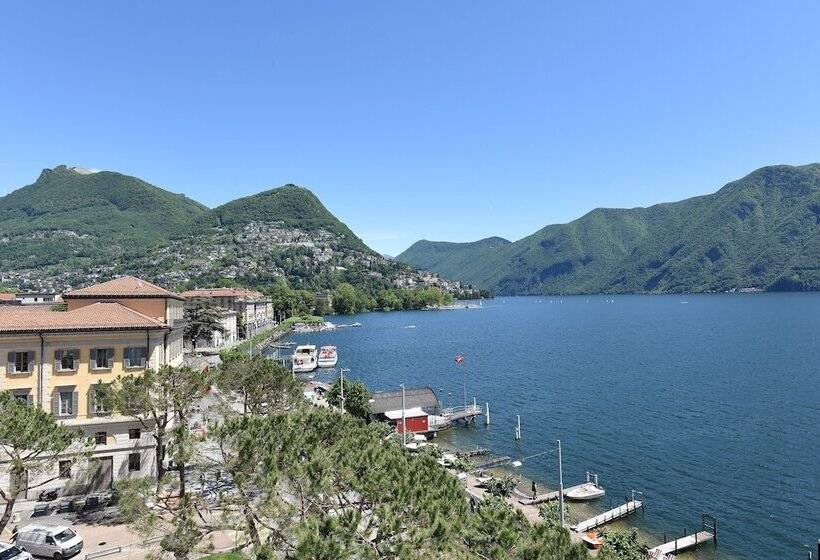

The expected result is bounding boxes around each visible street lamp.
[507,441,566,529]
[400,383,407,447]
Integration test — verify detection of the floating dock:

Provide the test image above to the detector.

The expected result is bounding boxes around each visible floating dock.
[517,482,591,505]
[649,531,714,555]
[571,500,643,532]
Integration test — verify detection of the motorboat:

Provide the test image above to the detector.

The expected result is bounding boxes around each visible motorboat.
[565,472,605,501]
[292,345,317,373]
[317,345,338,368]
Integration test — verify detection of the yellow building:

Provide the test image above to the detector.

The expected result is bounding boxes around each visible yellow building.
[0,276,186,494]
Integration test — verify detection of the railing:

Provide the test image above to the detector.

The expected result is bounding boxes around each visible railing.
[442,404,482,416]
[85,547,122,560]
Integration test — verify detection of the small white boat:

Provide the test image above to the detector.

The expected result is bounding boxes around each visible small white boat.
[317,345,338,368]
[292,345,317,373]
[565,473,605,501]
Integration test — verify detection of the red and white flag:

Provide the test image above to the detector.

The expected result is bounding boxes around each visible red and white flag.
[454,353,465,365]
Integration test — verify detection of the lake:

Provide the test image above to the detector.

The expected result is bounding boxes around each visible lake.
[282,294,820,560]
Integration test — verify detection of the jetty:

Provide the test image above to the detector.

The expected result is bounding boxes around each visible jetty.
[517,482,593,505]
[571,499,643,532]
[648,514,717,556]
[443,402,483,424]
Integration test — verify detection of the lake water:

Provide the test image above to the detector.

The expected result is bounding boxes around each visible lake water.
[282,294,820,560]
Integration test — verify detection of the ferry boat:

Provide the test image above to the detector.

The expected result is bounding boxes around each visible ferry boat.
[292,345,318,373]
[317,345,338,368]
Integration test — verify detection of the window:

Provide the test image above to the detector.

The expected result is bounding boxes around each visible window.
[91,348,114,370]
[58,460,72,479]
[128,453,141,472]
[123,347,148,369]
[58,391,74,416]
[7,351,33,374]
[94,432,107,445]
[12,391,31,406]
[90,384,110,415]
[129,428,141,440]
[55,349,79,372]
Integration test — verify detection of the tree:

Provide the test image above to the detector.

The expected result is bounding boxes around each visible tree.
[539,500,571,530]
[0,392,87,534]
[484,474,517,497]
[599,528,649,560]
[331,283,361,314]
[214,353,302,415]
[326,378,370,419]
[110,366,208,487]
[184,301,225,347]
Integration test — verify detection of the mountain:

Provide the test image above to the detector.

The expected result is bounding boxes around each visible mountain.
[0,166,460,296]
[397,164,820,294]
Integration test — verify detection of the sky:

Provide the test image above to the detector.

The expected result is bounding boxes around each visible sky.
[2,2,820,255]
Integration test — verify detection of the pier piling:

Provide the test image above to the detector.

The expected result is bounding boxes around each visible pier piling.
[485,402,490,426]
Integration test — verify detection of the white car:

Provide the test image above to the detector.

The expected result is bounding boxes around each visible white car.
[0,542,32,560]
[14,525,83,560]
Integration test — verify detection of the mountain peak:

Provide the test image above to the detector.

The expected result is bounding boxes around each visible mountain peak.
[38,165,101,181]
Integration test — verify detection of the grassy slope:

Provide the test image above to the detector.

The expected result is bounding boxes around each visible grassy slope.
[397,164,820,294]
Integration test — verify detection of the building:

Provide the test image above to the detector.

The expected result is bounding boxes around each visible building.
[180,288,274,336]
[0,276,186,497]
[15,292,60,306]
[0,293,18,306]
[369,387,445,435]
[195,308,238,349]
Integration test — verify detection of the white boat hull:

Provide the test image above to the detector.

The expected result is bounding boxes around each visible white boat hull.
[565,482,605,501]
[317,357,337,368]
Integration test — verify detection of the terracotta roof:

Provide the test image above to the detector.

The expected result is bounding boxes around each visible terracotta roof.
[180,288,267,300]
[0,293,16,301]
[64,275,184,301]
[0,302,167,333]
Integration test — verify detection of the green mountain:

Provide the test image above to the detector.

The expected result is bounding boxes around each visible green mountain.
[204,185,371,252]
[397,164,820,294]
[0,166,444,295]
[0,165,208,271]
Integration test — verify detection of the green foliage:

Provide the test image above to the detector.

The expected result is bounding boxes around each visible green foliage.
[598,528,649,560]
[214,353,302,414]
[326,377,370,419]
[484,474,517,498]
[184,300,226,346]
[538,500,571,529]
[0,391,86,534]
[331,282,371,314]
[397,164,820,294]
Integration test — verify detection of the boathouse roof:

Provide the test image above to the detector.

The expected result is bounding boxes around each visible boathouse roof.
[369,387,439,415]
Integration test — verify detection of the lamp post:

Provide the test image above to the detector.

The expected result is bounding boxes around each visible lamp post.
[557,439,565,529]
[400,383,407,447]
[339,368,349,414]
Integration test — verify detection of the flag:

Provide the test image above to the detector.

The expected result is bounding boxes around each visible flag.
[454,353,464,365]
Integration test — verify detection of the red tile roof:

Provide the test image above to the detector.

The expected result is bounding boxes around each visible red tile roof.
[0,293,16,301]
[64,275,184,301]
[180,288,266,300]
[0,302,167,333]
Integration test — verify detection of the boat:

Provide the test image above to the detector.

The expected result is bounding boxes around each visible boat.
[565,473,605,501]
[292,345,318,373]
[317,345,338,368]
[581,532,603,550]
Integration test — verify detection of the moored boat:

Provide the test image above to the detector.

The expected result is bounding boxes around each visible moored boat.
[317,345,338,368]
[292,345,318,373]
[565,472,605,501]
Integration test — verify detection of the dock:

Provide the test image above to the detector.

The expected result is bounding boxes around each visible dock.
[517,482,590,505]
[648,531,714,555]
[571,500,643,532]
[648,514,717,556]
[444,403,483,424]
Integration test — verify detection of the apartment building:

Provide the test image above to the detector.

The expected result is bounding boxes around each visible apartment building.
[0,276,186,496]
[180,287,274,335]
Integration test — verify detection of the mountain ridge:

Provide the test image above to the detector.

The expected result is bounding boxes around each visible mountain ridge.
[396,164,820,294]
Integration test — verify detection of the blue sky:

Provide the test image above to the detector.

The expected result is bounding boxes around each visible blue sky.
[2,2,820,255]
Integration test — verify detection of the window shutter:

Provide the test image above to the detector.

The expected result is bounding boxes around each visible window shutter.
[72,391,79,417]
[27,351,35,372]
[107,349,114,368]
[90,349,97,370]
[51,394,59,416]
[7,352,15,374]
[55,350,63,372]
[72,350,80,370]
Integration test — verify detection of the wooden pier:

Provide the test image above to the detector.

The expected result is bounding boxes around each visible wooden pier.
[444,403,483,424]
[517,482,589,505]
[571,500,643,532]
[648,514,717,556]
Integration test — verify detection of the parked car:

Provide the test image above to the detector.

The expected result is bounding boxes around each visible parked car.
[0,542,32,560]
[13,525,82,560]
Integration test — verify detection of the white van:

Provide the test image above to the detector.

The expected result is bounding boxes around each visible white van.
[14,525,83,560]
[0,542,32,560]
